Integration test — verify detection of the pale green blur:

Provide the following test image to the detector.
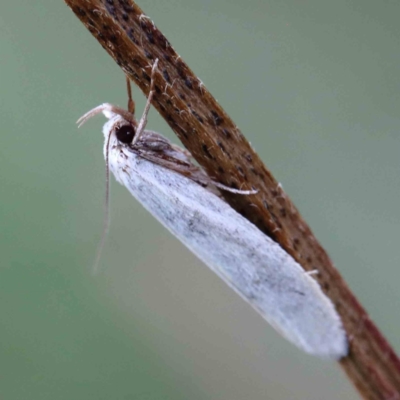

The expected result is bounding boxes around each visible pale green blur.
[1,1,399,399]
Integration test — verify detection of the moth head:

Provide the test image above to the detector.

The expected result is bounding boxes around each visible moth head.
[77,103,137,145]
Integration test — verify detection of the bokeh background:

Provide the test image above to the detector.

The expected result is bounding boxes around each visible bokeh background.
[1,1,399,399]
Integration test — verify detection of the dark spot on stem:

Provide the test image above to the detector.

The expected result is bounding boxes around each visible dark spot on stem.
[191,110,204,124]
[163,69,171,83]
[222,129,231,139]
[236,165,246,178]
[202,144,213,159]
[185,78,193,89]
[211,110,223,125]
[144,49,153,60]
[142,71,150,82]
[140,20,155,43]
[217,141,226,153]
[155,31,170,50]
[128,29,138,44]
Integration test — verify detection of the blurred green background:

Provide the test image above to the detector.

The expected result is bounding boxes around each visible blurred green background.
[1,1,399,399]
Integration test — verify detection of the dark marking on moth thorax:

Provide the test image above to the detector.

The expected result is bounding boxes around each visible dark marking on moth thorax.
[122,13,129,21]
[279,208,287,218]
[245,154,252,163]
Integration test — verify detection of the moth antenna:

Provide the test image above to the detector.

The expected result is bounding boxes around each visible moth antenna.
[77,103,136,127]
[92,130,113,274]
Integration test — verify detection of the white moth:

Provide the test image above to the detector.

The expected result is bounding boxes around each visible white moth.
[78,60,347,359]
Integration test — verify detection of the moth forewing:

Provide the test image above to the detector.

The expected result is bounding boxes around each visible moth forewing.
[104,118,347,359]
[78,60,347,359]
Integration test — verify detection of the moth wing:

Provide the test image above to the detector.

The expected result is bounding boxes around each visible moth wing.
[110,143,347,359]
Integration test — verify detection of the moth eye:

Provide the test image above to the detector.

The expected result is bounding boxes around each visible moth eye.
[115,125,135,144]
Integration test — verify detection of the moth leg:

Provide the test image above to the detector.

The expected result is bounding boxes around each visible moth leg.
[126,76,135,115]
[211,181,258,195]
[132,59,159,146]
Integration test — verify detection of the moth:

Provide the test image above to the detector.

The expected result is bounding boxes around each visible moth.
[78,59,347,359]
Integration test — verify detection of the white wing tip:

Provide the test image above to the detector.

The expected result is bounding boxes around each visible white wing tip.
[298,321,348,360]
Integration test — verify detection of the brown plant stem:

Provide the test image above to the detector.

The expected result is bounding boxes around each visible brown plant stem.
[64,1,400,398]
